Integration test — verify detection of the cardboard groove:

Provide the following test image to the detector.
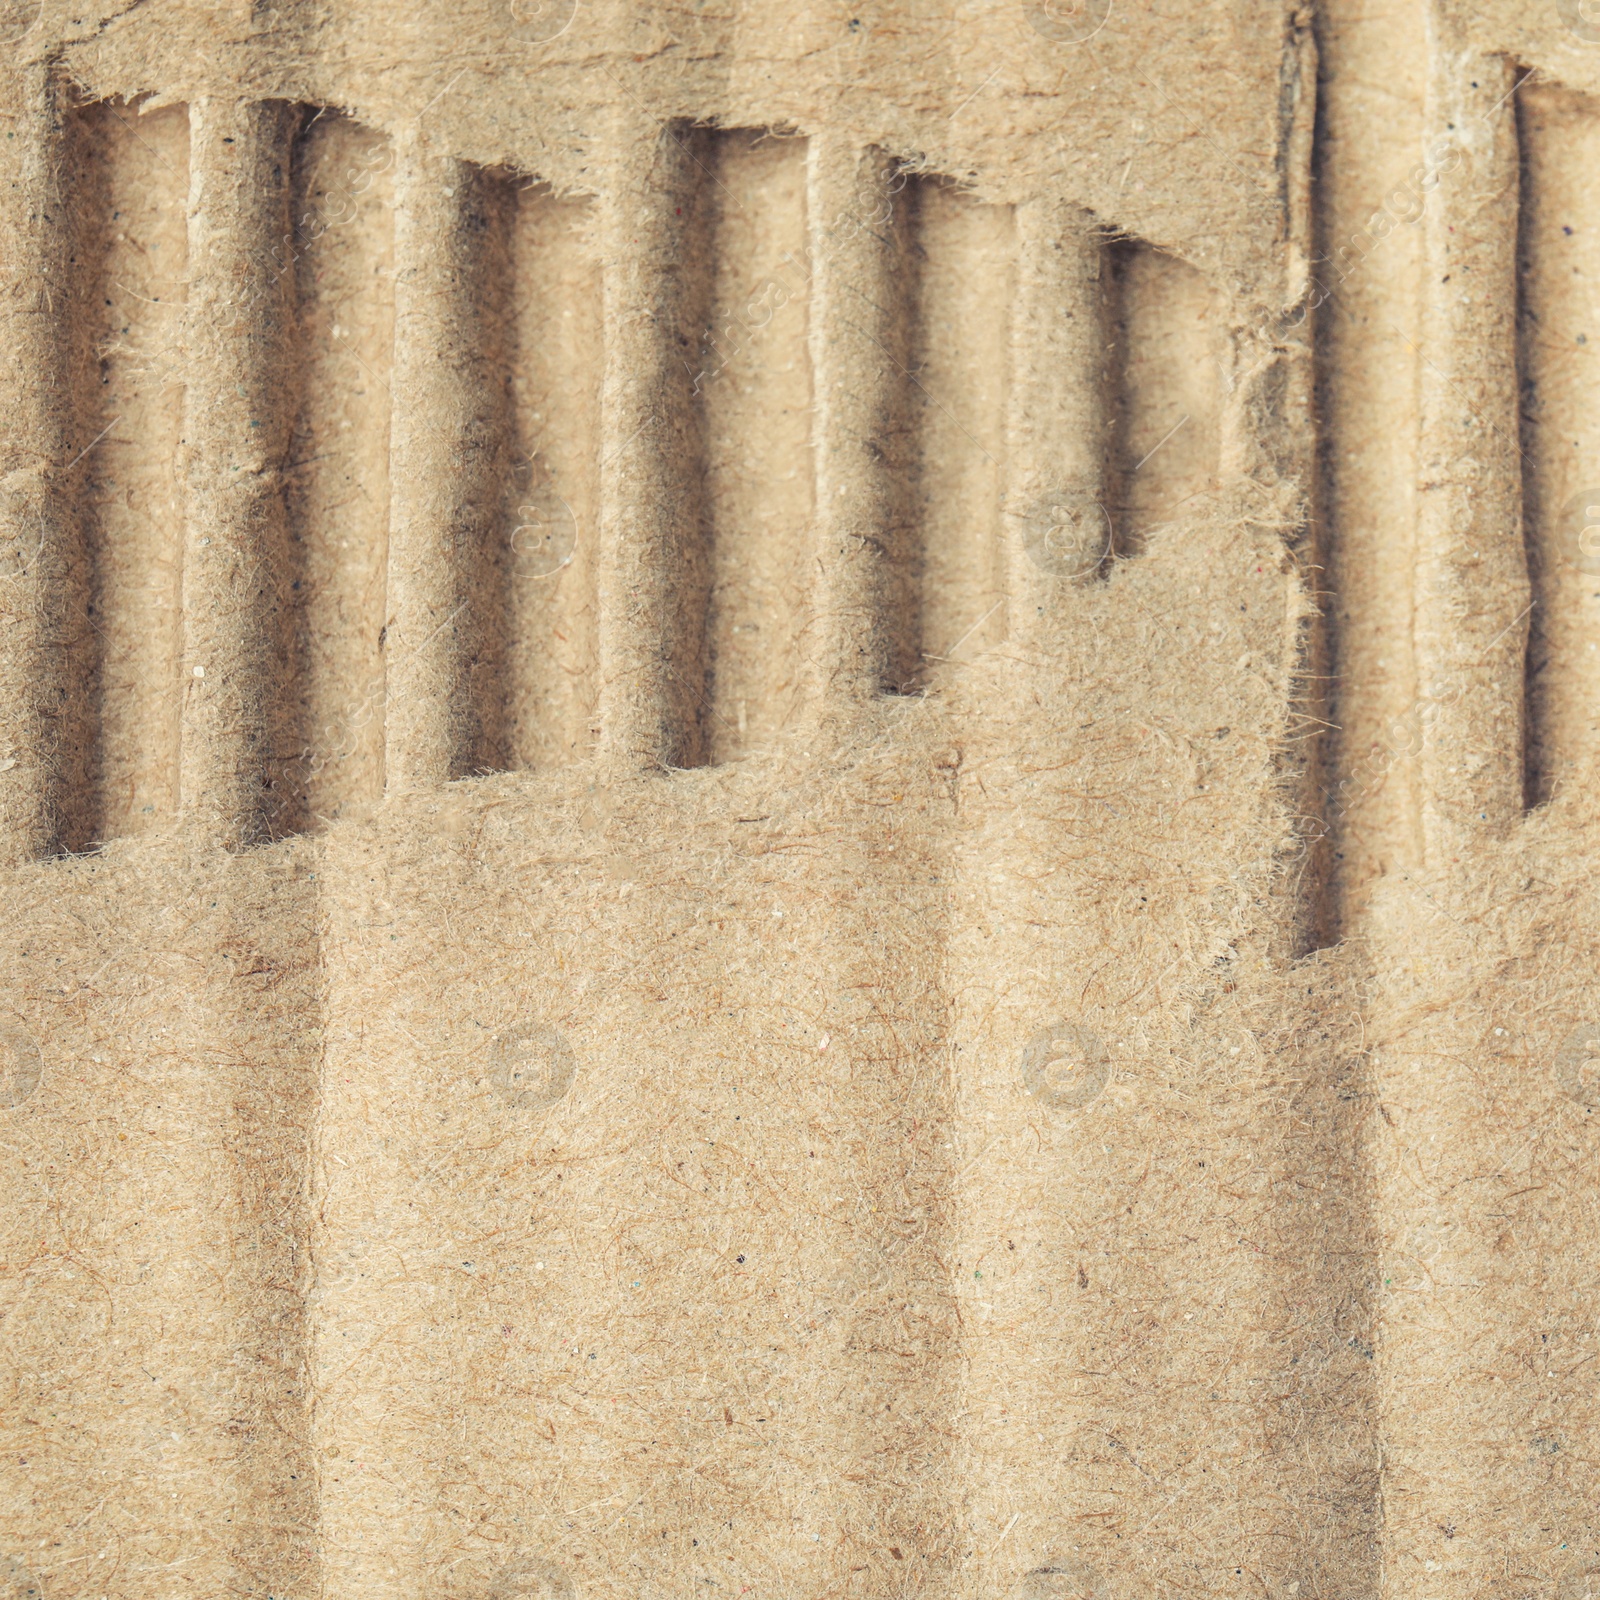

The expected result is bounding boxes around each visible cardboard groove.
[1316,0,1430,917]
[805,134,921,707]
[1105,242,1224,560]
[912,181,1012,676]
[176,98,303,846]
[287,110,395,825]
[37,98,384,846]
[70,100,189,849]
[595,120,715,770]
[1005,195,1110,611]
[0,66,77,864]
[702,129,814,760]
[1517,82,1600,810]
[503,181,602,774]
[12,103,1244,821]
[1317,3,1600,1590]
[1413,43,1529,854]
[383,137,516,790]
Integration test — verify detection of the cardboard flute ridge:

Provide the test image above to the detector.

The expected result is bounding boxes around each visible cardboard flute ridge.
[0,1,1598,1597]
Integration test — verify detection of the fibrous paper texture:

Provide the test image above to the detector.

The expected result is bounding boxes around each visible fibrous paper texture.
[1,2,1598,1597]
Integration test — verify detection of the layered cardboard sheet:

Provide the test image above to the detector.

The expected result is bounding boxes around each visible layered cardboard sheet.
[0,1,1598,1597]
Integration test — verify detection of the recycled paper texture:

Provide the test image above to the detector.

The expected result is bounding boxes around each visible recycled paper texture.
[1,2,1598,1598]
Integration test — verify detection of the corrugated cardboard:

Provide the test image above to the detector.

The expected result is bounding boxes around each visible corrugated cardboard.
[0,2,1596,1597]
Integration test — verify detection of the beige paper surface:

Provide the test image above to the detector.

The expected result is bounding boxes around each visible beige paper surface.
[1,2,1597,1597]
